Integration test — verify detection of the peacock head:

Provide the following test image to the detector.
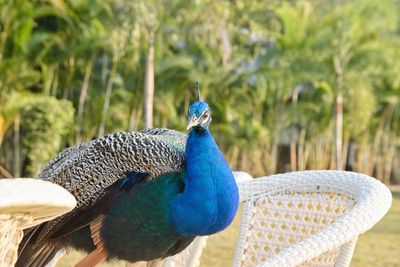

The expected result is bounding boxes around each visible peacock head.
[186,81,212,131]
[186,101,212,131]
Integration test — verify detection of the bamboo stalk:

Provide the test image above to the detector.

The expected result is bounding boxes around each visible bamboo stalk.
[144,31,155,129]
[76,57,95,143]
[98,61,117,137]
[0,115,4,146]
[334,56,344,170]
[297,128,306,170]
[290,141,297,171]
[219,25,231,67]
[341,135,350,170]
[13,115,21,177]
[382,133,396,185]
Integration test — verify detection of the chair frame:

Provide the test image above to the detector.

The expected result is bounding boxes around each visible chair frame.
[0,178,76,266]
[234,170,392,267]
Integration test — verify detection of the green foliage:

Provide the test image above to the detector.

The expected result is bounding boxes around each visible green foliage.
[106,88,134,132]
[20,96,74,176]
[344,78,377,138]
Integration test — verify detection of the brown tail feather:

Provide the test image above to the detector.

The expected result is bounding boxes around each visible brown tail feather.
[16,241,59,267]
[75,215,108,267]
[75,246,108,267]
[16,226,60,267]
[29,243,57,267]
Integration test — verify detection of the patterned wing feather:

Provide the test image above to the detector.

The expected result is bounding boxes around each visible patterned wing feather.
[33,130,186,244]
[140,128,186,153]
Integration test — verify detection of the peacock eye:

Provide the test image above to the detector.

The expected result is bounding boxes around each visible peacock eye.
[202,113,209,119]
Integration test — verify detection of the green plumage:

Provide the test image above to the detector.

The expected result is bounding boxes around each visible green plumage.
[101,172,194,261]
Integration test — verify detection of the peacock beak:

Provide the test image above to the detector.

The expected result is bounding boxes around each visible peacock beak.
[186,115,200,130]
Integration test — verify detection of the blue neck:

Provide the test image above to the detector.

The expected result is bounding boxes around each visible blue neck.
[171,128,239,236]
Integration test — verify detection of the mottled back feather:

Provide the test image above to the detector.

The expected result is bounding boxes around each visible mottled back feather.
[21,129,186,253]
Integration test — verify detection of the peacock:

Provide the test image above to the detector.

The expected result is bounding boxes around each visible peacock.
[16,87,239,267]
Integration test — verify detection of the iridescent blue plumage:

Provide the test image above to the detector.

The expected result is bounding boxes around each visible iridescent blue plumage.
[188,101,210,116]
[172,105,239,235]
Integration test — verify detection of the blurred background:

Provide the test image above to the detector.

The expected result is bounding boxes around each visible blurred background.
[1,0,400,183]
[0,1,400,265]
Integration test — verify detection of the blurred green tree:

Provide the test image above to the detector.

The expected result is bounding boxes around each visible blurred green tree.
[19,96,74,176]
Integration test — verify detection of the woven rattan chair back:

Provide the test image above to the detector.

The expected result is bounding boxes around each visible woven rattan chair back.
[235,190,355,266]
[233,171,392,267]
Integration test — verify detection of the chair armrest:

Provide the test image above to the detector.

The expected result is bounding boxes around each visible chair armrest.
[0,178,76,266]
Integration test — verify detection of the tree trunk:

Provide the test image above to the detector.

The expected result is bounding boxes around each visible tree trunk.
[98,61,117,137]
[128,104,143,131]
[219,25,231,67]
[50,64,59,96]
[381,130,396,184]
[341,135,350,170]
[252,149,264,177]
[62,57,75,100]
[297,128,307,170]
[371,105,394,175]
[383,136,396,185]
[290,141,297,171]
[334,56,344,170]
[240,150,248,172]
[76,58,94,143]
[101,54,109,85]
[144,33,155,129]
[290,88,299,171]
[231,146,240,171]
[43,65,55,95]
[0,115,4,146]
[13,115,20,177]
[0,19,10,61]
[264,143,278,175]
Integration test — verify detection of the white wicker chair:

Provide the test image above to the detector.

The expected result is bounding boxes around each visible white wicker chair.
[167,170,392,267]
[0,178,76,266]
